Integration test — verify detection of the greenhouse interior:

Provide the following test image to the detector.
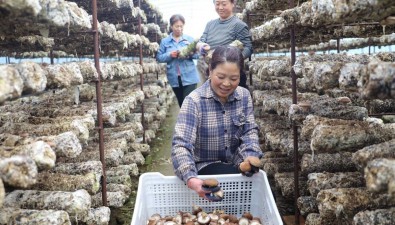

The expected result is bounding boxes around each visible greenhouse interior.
[0,0,395,225]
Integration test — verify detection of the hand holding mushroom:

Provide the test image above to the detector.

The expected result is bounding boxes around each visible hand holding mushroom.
[201,178,224,202]
[187,177,224,202]
[239,156,262,177]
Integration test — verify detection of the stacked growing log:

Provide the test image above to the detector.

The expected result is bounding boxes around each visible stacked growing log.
[243,0,395,51]
[0,58,174,224]
[0,0,175,224]
[250,51,395,224]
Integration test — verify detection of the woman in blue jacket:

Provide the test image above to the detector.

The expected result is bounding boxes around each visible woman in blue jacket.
[156,14,201,107]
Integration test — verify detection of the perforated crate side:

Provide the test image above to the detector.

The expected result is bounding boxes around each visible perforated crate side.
[131,171,282,225]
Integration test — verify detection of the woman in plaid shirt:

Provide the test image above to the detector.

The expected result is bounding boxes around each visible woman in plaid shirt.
[171,46,263,200]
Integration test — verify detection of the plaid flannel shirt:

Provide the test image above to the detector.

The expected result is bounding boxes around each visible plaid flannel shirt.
[171,80,263,182]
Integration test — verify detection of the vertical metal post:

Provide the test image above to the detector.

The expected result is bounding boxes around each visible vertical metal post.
[155,15,158,43]
[246,11,253,86]
[337,38,340,53]
[138,0,146,143]
[289,0,300,224]
[50,49,54,64]
[92,0,107,206]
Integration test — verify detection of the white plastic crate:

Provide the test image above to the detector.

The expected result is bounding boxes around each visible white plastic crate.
[131,170,283,225]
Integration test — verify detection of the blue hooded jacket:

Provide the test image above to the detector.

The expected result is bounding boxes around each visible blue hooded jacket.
[156,33,201,87]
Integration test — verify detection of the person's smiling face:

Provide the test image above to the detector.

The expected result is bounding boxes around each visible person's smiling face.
[209,62,240,103]
[214,0,234,20]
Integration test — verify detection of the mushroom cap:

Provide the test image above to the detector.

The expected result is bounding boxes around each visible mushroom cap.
[337,96,351,104]
[228,214,238,223]
[164,221,176,225]
[149,213,162,221]
[239,161,251,172]
[242,212,253,220]
[209,213,219,221]
[245,156,262,167]
[147,219,157,225]
[192,205,203,215]
[164,216,173,221]
[219,214,229,220]
[202,178,219,187]
[250,219,263,225]
[218,218,226,224]
[238,217,249,225]
[173,214,182,224]
[252,217,262,223]
[197,211,211,224]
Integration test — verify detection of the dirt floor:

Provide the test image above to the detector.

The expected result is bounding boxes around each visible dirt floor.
[110,100,179,225]
[139,101,179,176]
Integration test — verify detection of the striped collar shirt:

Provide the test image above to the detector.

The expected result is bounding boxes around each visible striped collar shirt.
[171,80,263,182]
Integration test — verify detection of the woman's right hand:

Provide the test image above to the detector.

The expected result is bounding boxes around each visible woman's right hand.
[170,50,179,58]
[187,177,209,199]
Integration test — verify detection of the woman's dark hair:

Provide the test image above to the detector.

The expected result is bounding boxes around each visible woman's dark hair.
[208,46,244,75]
[169,14,185,33]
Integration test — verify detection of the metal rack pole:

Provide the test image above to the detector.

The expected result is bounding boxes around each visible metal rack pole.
[92,0,107,206]
[50,49,54,64]
[289,0,300,224]
[138,0,146,143]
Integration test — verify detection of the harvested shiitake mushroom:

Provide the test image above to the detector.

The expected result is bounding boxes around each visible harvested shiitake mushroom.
[217,218,226,224]
[164,215,173,221]
[250,219,263,225]
[182,212,194,224]
[239,161,251,173]
[208,213,219,222]
[202,179,224,201]
[245,156,262,168]
[202,179,220,192]
[252,217,262,223]
[147,219,157,225]
[219,213,229,220]
[173,213,182,224]
[164,221,176,225]
[203,178,218,187]
[192,204,203,215]
[197,211,211,224]
[238,217,249,225]
[148,213,161,224]
[242,212,253,220]
[228,214,238,223]
[240,156,262,176]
